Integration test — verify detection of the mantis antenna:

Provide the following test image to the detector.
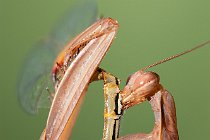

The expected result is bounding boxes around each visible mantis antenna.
[141,40,210,71]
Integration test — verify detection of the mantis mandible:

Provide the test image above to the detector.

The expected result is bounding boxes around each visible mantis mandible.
[40,17,210,140]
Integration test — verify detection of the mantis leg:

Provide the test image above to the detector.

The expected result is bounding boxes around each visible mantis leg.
[119,89,179,140]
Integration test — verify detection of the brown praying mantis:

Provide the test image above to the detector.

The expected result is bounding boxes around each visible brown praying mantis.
[39,17,209,140]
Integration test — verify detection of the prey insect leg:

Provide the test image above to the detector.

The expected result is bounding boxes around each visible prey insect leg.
[98,71,123,140]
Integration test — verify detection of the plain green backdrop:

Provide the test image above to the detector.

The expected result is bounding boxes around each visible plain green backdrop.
[1,0,210,139]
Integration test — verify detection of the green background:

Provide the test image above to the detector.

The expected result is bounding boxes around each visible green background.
[1,0,210,139]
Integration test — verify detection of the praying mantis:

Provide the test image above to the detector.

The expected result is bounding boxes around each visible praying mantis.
[38,17,209,140]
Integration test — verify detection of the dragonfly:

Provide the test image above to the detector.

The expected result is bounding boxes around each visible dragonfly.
[17,1,98,114]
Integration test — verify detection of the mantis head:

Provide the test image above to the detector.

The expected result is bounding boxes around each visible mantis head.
[121,70,162,109]
[121,40,210,110]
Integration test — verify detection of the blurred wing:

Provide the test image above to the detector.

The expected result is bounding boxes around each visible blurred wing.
[17,1,98,114]
[49,1,98,55]
[18,43,54,114]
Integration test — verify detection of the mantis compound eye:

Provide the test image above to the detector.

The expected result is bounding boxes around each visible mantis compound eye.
[133,71,160,92]
[122,71,161,109]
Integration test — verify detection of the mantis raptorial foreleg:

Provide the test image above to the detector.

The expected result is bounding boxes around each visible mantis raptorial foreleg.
[40,18,119,140]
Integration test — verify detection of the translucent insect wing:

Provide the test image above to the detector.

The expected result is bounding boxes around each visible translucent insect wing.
[17,1,98,114]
